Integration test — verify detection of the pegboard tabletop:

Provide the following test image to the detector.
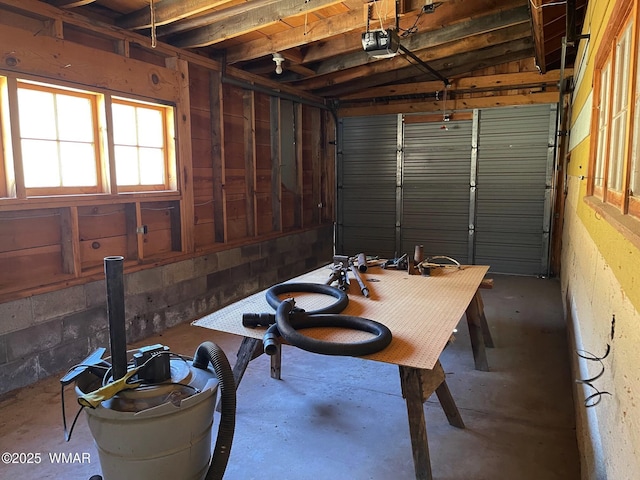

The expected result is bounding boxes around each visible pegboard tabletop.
[193,264,489,370]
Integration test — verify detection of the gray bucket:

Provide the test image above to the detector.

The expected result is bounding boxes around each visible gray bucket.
[76,360,219,480]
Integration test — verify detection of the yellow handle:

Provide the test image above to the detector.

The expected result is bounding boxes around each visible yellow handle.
[78,368,143,409]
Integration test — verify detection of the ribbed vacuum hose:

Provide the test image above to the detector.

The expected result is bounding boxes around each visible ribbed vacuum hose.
[271,300,392,356]
[192,342,236,480]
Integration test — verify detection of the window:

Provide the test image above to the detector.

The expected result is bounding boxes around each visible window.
[589,1,640,220]
[17,81,100,193]
[0,75,176,199]
[112,99,169,191]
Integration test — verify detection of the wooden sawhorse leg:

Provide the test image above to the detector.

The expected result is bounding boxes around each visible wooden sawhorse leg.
[399,361,464,480]
[231,336,282,388]
[465,285,494,371]
[218,337,282,412]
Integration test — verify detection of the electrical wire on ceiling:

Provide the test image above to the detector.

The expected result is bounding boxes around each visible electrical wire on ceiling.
[149,0,157,48]
[528,0,567,9]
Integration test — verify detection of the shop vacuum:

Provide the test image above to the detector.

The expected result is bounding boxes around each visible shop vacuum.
[59,257,236,480]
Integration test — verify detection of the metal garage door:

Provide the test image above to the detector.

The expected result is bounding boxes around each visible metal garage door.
[474,105,556,275]
[337,115,398,257]
[338,105,556,275]
[403,120,473,262]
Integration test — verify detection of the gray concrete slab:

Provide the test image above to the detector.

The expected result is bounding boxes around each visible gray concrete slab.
[0,275,579,480]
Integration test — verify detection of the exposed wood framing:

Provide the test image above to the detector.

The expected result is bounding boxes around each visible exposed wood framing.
[270,97,282,233]
[210,71,226,243]
[338,91,560,117]
[169,0,346,48]
[118,0,230,30]
[166,57,194,253]
[244,90,257,237]
[295,23,532,91]
[529,0,547,72]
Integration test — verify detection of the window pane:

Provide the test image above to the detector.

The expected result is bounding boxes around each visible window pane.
[21,139,60,187]
[57,95,94,142]
[608,114,626,191]
[139,148,164,184]
[112,103,137,145]
[137,108,164,147]
[115,145,140,185]
[595,63,611,188]
[607,24,632,192]
[18,89,56,140]
[59,142,97,187]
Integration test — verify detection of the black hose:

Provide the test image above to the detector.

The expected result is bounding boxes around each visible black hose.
[192,342,236,480]
[269,300,392,356]
[265,282,348,315]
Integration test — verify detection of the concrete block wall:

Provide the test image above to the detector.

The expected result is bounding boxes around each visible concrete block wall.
[0,226,333,396]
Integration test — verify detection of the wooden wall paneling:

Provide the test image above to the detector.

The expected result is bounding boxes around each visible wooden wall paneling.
[223,83,248,241]
[209,72,227,242]
[124,203,138,262]
[59,206,80,276]
[243,89,257,237]
[0,244,67,294]
[166,57,192,253]
[190,64,215,249]
[0,209,62,253]
[255,91,273,235]
[294,102,303,229]
[270,96,282,233]
[301,105,313,226]
[311,106,322,225]
[135,202,145,261]
[78,204,130,269]
[139,201,176,258]
[321,110,336,223]
[0,22,181,103]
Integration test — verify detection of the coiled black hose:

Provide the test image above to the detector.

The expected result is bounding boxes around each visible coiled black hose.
[192,342,236,480]
[267,299,392,356]
[265,282,349,314]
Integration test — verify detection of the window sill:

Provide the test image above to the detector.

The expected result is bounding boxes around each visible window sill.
[583,196,640,251]
[0,191,181,211]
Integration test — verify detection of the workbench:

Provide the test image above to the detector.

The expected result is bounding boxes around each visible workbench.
[193,263,493,480]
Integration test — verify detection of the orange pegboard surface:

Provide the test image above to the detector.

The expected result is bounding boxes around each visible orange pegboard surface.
[193,264,489,370]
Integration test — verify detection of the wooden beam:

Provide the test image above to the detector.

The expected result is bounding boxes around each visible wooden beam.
[0,22,181,103]
[117,0,231,30]
[338,91,560,117]
[157,0,283,36]
[210,70,226,243]
[169,0,345,48]
[301,0,527,64]
[295,22,532,91]
[0,0,326,107]
[226,7,366,64]
[340,70,569,100]
[311,6,530,77]
[311,38,534,97]
[529,0,547,72]
[166,57,194,253]
[48,0,96,7]
[244,90,257,238]
[270,97,282,233]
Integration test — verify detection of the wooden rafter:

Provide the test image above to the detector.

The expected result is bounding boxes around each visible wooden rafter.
[167,0,346,48]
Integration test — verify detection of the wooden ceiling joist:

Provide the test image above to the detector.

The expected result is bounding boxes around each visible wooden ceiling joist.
[117,0,231,30]
[167,0,346,48]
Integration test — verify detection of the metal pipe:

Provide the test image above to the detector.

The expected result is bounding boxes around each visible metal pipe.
[104,256,127,380]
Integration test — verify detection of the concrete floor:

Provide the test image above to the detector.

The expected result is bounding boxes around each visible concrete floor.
[0,275,580,480]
